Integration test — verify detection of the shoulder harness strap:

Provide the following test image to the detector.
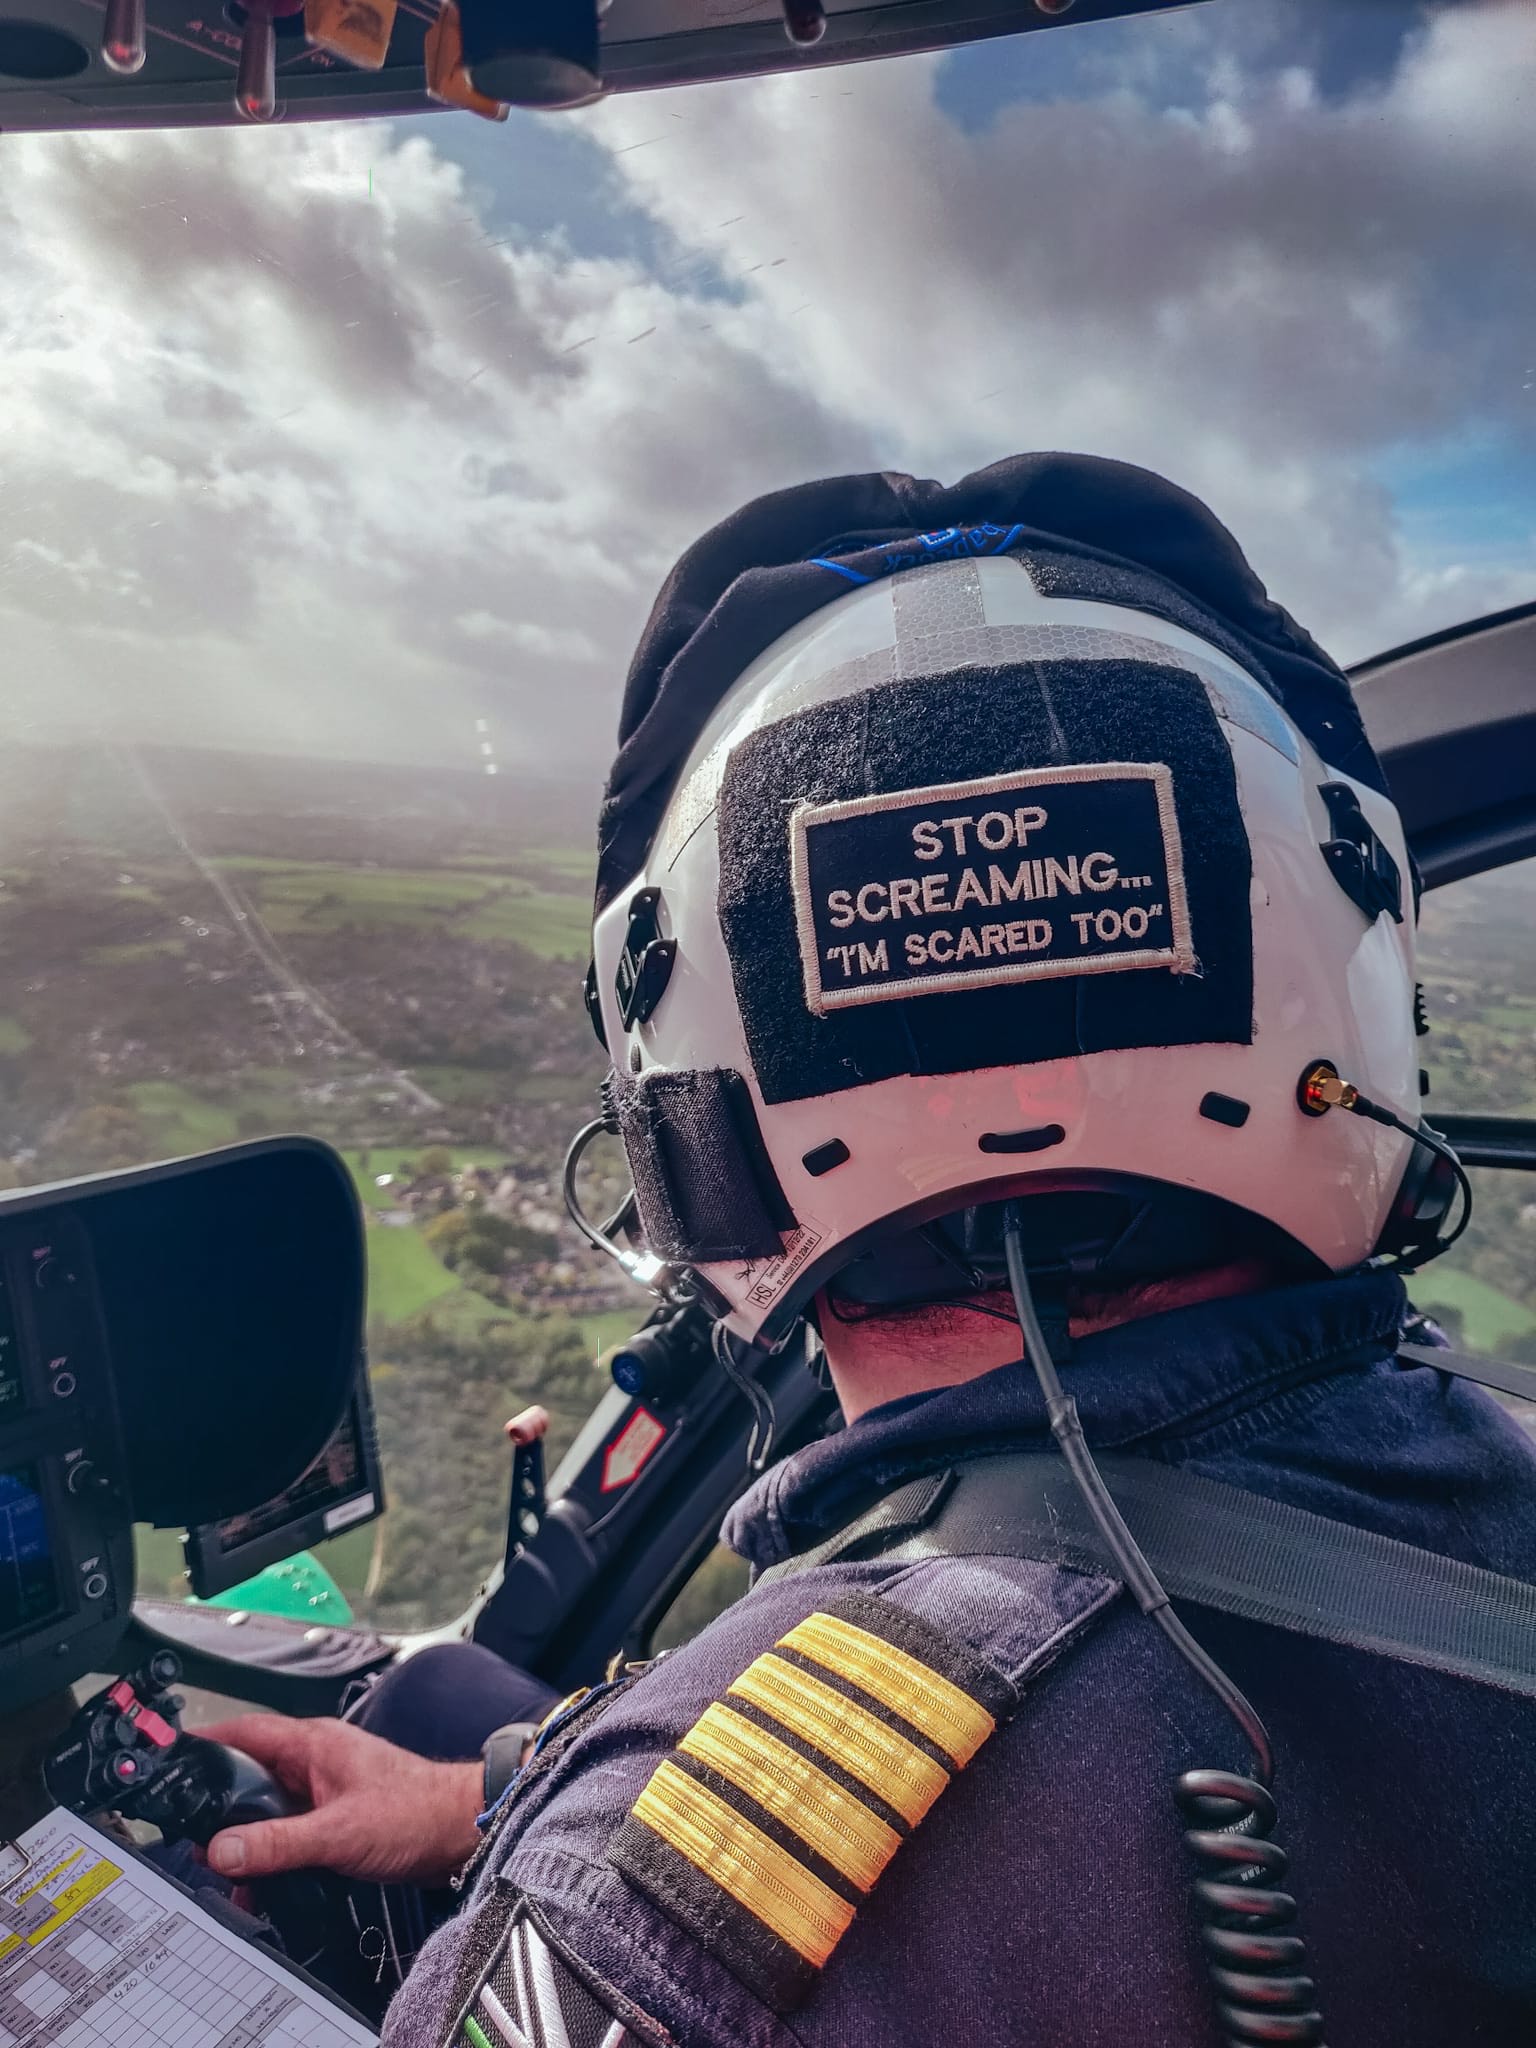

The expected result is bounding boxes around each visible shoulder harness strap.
[1397,1338,1536,1405]
[759,1448,1536,1701]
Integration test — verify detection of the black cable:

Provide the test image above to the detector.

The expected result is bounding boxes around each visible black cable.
[563,1122,665,1292]
[598,1188,639,1245]
[945,1299,1021,1326]
[711,1319,777,1473]
[1304,1066,1473,1270]
[562,1116,624,1260]
[1359,1102,1473,1268]
[1001,1209,1272,1779]
[1000,1203,1325,2046]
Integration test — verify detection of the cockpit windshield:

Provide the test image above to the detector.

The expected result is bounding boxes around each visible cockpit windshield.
[1,0,1532,1627]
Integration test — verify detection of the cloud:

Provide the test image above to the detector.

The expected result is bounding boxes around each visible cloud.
[0,0,1531,783]
[579,0,1536,662]
[0,117,870,769]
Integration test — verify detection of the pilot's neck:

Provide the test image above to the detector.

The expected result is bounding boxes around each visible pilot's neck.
[819,1258,1291,1424]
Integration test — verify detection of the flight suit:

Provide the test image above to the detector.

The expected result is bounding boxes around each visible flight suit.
[383,1269,1536,2047]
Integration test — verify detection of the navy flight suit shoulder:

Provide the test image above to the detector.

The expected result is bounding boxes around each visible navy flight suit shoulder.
[385,1271,1536,2048]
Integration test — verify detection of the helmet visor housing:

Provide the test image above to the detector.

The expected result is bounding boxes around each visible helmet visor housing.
[593,553,1417,1345]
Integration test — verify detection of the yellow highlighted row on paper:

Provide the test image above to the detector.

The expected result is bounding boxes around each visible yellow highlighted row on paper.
[0,1855,119,1961]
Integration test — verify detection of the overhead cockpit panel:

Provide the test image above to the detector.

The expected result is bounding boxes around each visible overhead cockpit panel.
[0,0,1207,132]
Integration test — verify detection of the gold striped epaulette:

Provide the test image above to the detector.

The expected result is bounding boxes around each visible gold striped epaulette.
[608,1593,1017,2011]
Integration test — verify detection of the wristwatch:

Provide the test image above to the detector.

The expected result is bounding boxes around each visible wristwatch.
[480,1720,541,1810]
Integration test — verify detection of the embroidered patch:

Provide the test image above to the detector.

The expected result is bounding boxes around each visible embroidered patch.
[788,761,1196,1015]
[453,1903,650,2048]
[609,1594,1015,2010]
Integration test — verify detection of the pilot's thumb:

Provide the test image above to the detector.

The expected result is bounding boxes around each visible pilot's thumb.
[207,1805,334,1881]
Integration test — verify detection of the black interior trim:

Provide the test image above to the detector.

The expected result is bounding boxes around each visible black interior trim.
[1349,598,1536,682]
[1434,1116,1536,1174]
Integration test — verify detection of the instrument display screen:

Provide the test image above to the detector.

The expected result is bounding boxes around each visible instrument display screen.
[0,1465,61,1643]
[207,1401,371,1556]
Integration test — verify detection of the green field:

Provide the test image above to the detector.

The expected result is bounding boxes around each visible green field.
[213,857,589,960]
[522,848,597,883]
[365,1222,462,1321]
[1415,1266,1536,1352]
[414,1066,510,1109]
[126,1081,241,1154]
[364,1211,634,1354]
[0,1015,31,1054]
[363,1216,557,1332]
[118,1073,335,1160]
[85,939,186,966]
[513,1071,590,1104]
[343,1145,506,1209]
[456,893,590,958]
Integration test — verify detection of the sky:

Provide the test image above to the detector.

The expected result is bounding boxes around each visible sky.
[0,0,1532,785]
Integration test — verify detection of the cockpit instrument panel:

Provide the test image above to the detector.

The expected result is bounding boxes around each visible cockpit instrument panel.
[183,1380,384,1600]
[0,1277,24,1422]
[0,1210,133,1708]
[0,1138,367,1715]
[0,1465,64,1642]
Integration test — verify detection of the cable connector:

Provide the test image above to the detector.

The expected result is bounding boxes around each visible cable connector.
[1296,1060,1473,1268]
[1298,1060,1396,1126]
[1298,1060,1356,1116]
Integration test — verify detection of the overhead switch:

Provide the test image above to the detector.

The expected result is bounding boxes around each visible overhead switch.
[781,0,825,45]
[234,0,304,120]
[100,0,147,73]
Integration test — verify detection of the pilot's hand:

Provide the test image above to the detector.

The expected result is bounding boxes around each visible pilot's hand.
[201,1714,484,1889]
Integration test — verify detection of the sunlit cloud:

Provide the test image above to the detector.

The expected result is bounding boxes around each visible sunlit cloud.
[0,0,1530,777]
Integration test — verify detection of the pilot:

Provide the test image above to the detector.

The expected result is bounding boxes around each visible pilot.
[205,454,1536,2045]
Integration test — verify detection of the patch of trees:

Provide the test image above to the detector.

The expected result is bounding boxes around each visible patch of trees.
[365,1309,605,1630]
[422,1207,561,1280]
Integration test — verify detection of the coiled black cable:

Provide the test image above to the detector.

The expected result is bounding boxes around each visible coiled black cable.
[1000,1206,1326,2048]
[1177,1771,1324,2045]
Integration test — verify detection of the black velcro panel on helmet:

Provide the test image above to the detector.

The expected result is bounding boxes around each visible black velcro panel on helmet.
[1019,548,1270,685]
[717,659,1252,1108]
[614,1067,796,1262]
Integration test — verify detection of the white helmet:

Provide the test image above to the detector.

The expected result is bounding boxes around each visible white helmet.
[591,539,1427,1348]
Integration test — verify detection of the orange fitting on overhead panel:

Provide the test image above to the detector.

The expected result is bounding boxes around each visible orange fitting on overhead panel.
[305,0,398,70]
[424,0,509,122]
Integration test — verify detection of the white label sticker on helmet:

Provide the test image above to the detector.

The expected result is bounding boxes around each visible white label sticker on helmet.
[789,762,1195,1015]
[738,1224,824,1310]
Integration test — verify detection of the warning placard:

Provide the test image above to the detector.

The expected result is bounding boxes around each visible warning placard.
[600,1408,666,1492]
[789,762,1195,1014]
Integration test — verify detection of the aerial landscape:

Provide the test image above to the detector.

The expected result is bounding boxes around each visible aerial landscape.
[0,738,1529,1633]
